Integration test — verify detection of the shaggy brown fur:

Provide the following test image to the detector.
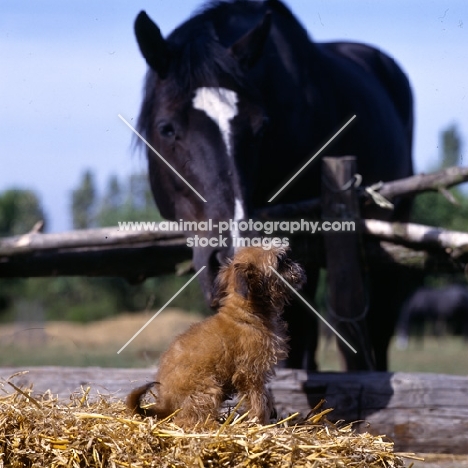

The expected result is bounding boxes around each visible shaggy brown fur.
[127,245,306,427]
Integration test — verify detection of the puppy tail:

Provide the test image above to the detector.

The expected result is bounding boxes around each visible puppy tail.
[126,382,159,417]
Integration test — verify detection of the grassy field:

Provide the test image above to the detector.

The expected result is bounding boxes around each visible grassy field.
[0,309,467,373]
[0,309,202,368]
[318,333,468,374]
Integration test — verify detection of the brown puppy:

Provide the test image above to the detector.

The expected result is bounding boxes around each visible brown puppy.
[127,245,306,427]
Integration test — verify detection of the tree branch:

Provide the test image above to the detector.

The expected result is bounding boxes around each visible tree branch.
[377,165,468,200]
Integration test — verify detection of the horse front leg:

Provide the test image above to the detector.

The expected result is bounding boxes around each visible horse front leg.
[283,264,320,371]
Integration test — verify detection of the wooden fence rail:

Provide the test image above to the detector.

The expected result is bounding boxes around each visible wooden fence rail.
[1,219,467,279]
[1,165,468,279]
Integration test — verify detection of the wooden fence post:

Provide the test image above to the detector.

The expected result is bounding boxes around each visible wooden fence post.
[322,156,374,370]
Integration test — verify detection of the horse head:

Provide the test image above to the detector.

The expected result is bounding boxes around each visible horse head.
[134,10,272,301]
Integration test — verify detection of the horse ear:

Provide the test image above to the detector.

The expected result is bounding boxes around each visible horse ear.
[229,12,272,69]
[134,11,170,78]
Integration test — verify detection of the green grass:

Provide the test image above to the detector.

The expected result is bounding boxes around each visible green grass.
[317,335,468,374]
[0,344,144,368]
[389,336,468,374]
[1,329,467,374]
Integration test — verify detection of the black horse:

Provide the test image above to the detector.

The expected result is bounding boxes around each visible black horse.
[134,0,416,371]
[396,285,468,347]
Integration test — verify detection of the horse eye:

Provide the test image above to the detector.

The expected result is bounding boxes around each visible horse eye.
[157,122,175,138]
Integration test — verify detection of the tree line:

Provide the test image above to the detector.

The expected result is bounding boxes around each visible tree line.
[0,172,207,322]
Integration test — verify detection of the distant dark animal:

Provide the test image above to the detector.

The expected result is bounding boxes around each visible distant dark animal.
[396,285,468,348]
[134,0,417,371]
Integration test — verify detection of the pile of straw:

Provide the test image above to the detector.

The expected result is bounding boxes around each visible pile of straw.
[0,380,409,467]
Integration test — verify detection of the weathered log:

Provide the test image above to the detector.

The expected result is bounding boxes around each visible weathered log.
[362,219,468,259]
[2,366,467,454]
[0,228,191,281]
[366,240,463,272]
[7,220,465,260]
[272,369,468,455]
[322,157,374,370]
[1,220,467,278]
[254,166,468,219]
[377,165,468,201]
[0,227,186,255]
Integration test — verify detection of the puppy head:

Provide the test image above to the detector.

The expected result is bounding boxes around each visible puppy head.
[211,245,306,311]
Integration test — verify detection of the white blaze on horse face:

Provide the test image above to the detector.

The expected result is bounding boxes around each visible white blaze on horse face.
[232,197,245,251]
[234,197,245,222]
[193,87,238,157]
[193,87,244,250]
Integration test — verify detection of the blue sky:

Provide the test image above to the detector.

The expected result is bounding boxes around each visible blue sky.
[1,0,467,232]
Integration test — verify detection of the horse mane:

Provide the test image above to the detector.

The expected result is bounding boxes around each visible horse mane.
[137,0,309,138]
[168,24,244,93]
[137,2,250,139]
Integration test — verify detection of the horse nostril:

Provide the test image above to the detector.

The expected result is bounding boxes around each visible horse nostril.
[209,248,231,272]
[208,251,220,271]
[216,252,224,267]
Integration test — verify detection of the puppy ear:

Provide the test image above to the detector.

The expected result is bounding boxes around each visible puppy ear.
[210,265,230,309]
[233,264,250,299]
[233,263,261,299]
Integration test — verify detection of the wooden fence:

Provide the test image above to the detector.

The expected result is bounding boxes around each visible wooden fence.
[1,164,468,279]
